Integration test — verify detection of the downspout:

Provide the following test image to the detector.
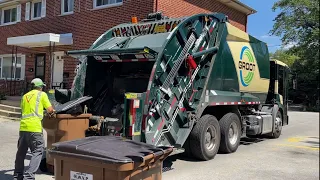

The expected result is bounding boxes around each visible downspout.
[10,46,14,96]
[49,42,52,89]
[155,0,158,12]
[49,42,55,89]
[13,46,17,95]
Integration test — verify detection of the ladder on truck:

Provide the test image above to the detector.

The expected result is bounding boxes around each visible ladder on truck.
[144,14,225,149]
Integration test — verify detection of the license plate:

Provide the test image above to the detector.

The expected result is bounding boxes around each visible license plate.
[70,171,93,180]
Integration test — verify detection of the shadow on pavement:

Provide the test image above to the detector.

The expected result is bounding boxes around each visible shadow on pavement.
[302,140,320,149]
[162,137,269,172]
[0,165,53,180]
[310,137,319,139]
[0,169,14,180]
[303,140,319,145]
[163,154,200,173]
[240,137,266,146]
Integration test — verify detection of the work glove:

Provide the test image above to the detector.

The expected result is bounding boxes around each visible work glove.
[45,110,56,118]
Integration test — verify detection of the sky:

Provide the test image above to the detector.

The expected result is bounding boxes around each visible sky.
[240,0,285,52]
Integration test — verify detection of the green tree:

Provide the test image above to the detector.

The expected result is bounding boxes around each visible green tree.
[270,49,299,67]
[271,0,319,111]
[271,0,319,48]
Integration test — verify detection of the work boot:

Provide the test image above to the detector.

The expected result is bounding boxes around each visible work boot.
[13,174,23,180]
[23,172,35,180]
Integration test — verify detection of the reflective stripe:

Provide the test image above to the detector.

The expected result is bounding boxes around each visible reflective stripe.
[21,91,43,120]
[21,113,43,119]
[22,114,35,119]
[35,91,42,117]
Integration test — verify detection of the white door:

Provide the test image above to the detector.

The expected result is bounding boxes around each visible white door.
[53,51,64,86]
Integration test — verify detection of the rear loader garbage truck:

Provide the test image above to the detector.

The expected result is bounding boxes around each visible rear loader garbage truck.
[64,12,290,161]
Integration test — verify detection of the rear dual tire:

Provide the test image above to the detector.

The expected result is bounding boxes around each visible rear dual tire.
[188,113,242,160]
[190,115,221,160]
[219,113,241,153]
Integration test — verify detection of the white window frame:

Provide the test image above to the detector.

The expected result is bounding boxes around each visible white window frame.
[0,54,26,80]
[93,0,123,10]
[61,0,74,15]
[1,5,19,26]
[31,0,42,20]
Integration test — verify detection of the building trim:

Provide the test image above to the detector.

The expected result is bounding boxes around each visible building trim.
[7,33,73,48]
[93,0,123,10]
[0,0,20,7]
[217,0,257,15]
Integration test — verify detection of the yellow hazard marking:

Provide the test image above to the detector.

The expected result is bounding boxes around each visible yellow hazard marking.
[154,24,166,33]
[287,137,305,143]
[134,132,141,136]
[144,48,149,53]
[125,93,138,99]
[276,144,319,151]
[286,136,318,143]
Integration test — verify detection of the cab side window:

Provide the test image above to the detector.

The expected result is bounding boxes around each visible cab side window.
[278,65,284,95]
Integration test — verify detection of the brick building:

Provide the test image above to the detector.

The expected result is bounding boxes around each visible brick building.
[0,0,255,96]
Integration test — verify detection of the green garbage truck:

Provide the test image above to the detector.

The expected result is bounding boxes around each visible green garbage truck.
[66,12,290,160]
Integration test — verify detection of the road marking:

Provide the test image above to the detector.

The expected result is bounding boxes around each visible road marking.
[287,137,305,142]
[276,144,319,151]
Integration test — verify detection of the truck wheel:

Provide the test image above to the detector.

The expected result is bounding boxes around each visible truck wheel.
[267,111,282,139]
[190,115,221,161]
[219,113,241,153]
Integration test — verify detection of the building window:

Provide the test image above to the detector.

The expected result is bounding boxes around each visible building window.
[1,5,21,25]
[94,0,122,9]
[26,0,46,20]
[32,1,42,19]
[0,55,25,80]
[61,0,74,14]
[3,8,17,23]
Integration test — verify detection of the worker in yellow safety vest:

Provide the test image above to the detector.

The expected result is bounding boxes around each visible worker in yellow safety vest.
[13,78,55,180]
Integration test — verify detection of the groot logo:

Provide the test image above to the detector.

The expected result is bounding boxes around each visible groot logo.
[239,46,256,87]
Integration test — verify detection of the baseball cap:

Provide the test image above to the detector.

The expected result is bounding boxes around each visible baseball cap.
[31,78,46,87]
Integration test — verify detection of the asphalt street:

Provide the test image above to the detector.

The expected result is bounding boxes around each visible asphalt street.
[0,111,319,180]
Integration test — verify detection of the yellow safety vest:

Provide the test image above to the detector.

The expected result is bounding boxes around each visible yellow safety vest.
[20,90,52,133]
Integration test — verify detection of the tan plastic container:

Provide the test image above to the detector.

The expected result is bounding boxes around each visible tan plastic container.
[43,114,92,167]
[48,136,173,180]
[52,153,165,180]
